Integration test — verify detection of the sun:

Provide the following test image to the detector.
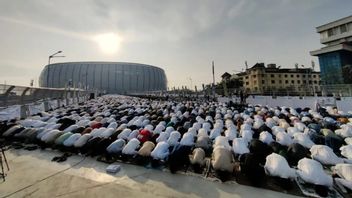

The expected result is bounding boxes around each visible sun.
[93,33,122,54]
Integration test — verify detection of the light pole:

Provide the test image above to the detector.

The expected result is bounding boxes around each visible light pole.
[48,51,64,65]
[47,51,65,87]
[188,77,193,91]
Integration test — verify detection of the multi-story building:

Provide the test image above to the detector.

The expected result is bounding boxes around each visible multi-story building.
[310,15,352,85]
[233,63,321,95]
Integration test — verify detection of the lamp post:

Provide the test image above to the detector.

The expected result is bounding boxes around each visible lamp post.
[188,77,193,91]
[48,51,64,65]
[47,51,65,87]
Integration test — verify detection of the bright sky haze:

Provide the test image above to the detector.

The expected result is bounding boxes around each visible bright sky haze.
[0,0,351,89]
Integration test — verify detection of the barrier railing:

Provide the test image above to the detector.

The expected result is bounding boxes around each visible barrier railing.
[0,84,89,107]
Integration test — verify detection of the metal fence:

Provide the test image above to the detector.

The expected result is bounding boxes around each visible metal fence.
[0,84,89,107]
[213,84,352,97]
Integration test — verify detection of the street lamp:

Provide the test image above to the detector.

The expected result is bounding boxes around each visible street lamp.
[47,51,65,87]
[188,77,193,91]
[48,51,65,65]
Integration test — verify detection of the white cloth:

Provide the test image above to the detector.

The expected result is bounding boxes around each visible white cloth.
[118,128,132,140]
[190,148,205,166]
[345,137,352,145]
[90,128,103,137]
[153,125,165,134]
[253,120,264,129]
[294,122,306,132]
[43,130,64,143]
[310,145,344,165]
[241,130,253,143]
[156,132,169,143]
[40,129,60,142]
[107,122,118,129]
[232,138,249,155]
[297,158,333,187]
[197,128,208,137]
[214,136,231,151]
[167,131,181,146]
[63,133,81,147]
[127,130,139,141]
[165,127,174,135]
[209,128,222,139]
[292,133,315,148]
[340,145,352,160]
[202,122,211,132]
[77,119,90,127]
[225,127,238,141]
[264,153,296,179]
[180,132,195,146]
[187,128,197,136]
[276,132,293,146]
[45,123,61,130]
[107,139,126,153]
[265,118,277,128]
[335,125,352,138]
[74,134,91,148]
[151,142,170,160]
[287,127,300,137]
[122,138,140,155]
[63,124,79,132]
[259,131,274,145]
[272,126,285,136]
[335,178,352,191]
[100,128,114,138]
[334,163,352,181]
[240,123,252,131]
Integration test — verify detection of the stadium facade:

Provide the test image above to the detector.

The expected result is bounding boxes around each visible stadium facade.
[39,62,167,94]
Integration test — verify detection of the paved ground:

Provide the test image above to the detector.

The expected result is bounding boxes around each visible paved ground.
[0,149,300,198]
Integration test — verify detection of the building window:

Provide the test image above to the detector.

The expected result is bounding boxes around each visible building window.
[278,74,281,77]
[328,28,335,37]
[285,74,288,78]
[291,74,294,78]
[296,74,299,78]
[303,80,306,84]
[246,82,249,85]
[262,80,265,84]
[313,75,316,78]
[253,75,256,78]
[245,76,249,79]
[309,80,312,84]
[314,80,317,84]
[271,74,274,78]
[285,80,288,84]
[254,80,257,84]
[297,80,301,84]
[320,31,328,39]
[279,80,282,83]
[341,24,347,33]
[261,74,265,77]
[291,80,294,84]
[303,75,306,78]
[271,80,275,84]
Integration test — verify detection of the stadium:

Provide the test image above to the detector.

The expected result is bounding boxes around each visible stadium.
[38,62,167,94]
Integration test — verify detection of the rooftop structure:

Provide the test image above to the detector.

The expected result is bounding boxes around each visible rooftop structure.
[310,15,352,85]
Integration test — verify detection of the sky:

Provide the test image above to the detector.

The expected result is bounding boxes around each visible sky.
[0,0,351,89]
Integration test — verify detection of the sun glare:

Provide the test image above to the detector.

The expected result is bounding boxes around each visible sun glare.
[93,33,122,54]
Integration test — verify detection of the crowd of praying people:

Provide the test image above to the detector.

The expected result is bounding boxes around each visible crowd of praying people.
[1,95,352,197]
